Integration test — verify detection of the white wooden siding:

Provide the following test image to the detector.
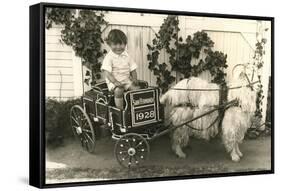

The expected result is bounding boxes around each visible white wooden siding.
[205,31,255,81]
[46,27,78,99]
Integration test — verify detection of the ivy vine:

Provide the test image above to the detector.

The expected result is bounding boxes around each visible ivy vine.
[46,8,108,85]
[254,36,267,119]
[147,15,228,93]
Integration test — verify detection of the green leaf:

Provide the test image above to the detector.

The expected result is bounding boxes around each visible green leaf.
[152,39,158,45]
[147,44,153,50]
[148,62,154,70]
[153,69,160,75]
[85,70,91,76]
[84,78,90,85]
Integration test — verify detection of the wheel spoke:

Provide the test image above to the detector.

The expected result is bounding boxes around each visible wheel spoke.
[81,117,88,127]
[128,156,132,167]
[85,133,94,144]
[134,148,145,159]
[135,141,144,149]
[73,110,82,127]
[131,137,136,148]
[119,141,130,150]
[116,149,129,155]
[70,105,96,153]
[133,155,139,165]
[81,120,88,130]
[82,129,92,133]
[122,137,132,148]
[119,152,130,161]
[136,147,147,153]
[71,116,80,126]
[72,109,79,121]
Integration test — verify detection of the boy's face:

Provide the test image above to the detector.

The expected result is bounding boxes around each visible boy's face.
[109,43,126,55]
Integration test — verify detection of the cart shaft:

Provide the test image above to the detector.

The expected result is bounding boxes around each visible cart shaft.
[150,99,238,141]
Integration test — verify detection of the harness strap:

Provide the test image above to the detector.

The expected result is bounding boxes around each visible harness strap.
[169,80,259,92]
[184,114,221,131]
[170,99,238,132]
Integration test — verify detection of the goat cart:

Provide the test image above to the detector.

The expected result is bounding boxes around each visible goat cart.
[70,80,238,168]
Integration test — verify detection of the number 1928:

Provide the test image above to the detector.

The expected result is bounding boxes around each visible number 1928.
[135,110,155,121]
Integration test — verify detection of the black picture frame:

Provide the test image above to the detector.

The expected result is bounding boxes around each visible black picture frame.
[30,2,274,189]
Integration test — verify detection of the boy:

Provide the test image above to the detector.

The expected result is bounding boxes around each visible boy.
[101,29,139,109]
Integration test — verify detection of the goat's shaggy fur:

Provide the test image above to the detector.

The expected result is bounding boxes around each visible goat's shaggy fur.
[221,84,256,161]
[169,106,219,158]
[162,76,257,162]
[160,77,220,108]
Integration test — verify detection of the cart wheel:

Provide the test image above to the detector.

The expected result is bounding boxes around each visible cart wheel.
[70,105,96,153]
[114,133,150,168]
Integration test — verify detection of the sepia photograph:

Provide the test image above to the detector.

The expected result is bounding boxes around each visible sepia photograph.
[42,4,273,186]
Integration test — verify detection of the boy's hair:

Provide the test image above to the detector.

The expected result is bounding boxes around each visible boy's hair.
[105,29,127,45]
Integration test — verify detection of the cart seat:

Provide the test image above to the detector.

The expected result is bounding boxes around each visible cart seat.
[85,80,149,108]
[93,80,149,96]
[92,82,112,96]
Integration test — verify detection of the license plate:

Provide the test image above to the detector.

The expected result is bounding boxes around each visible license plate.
[134,107,156,123]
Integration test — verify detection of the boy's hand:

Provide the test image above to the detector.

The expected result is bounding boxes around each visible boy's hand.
[114,81,122,87]
[132,79,138,86]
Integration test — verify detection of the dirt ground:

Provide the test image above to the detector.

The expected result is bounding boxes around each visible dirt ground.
[46,135,271,184]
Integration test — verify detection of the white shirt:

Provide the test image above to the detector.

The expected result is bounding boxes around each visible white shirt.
[101,50,137,86]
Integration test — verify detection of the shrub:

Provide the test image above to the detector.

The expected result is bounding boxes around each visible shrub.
[45,98,81,148]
